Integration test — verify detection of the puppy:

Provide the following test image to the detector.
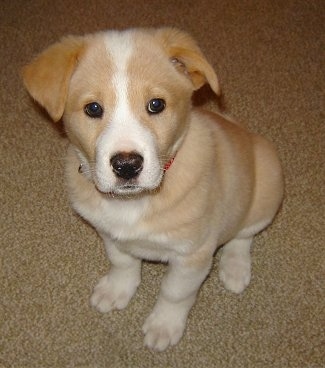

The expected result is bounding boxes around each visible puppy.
[22,28,283,351]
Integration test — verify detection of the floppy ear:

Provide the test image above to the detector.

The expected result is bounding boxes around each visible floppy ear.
[155,28,220,95]
[22,36,85,122]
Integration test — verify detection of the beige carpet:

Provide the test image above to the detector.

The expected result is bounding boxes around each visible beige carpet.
[1,1,324,367]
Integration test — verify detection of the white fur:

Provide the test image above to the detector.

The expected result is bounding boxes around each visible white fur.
[95,32,162,195]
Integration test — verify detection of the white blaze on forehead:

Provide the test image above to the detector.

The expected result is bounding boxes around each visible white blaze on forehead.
[95,30,162,193]
[102,30,144,152]
[107,30,133,110]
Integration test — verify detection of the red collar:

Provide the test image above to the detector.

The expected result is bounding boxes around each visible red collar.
[163,156,175,171]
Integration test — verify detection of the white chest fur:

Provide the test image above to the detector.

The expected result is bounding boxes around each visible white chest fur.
[73,190,191,262]
[76,192,149,237]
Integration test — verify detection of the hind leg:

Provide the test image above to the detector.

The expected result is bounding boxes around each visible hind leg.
[219,218,273,293]
[219,237,252,294]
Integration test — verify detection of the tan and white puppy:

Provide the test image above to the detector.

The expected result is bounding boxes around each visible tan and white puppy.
[22,28,283,351]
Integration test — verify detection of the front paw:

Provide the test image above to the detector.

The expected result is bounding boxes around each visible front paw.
[90,271,140,313]
[142,307,187,351]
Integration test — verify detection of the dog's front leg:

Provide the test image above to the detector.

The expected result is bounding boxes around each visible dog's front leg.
[90,234,141,313]
[143,254,212,351]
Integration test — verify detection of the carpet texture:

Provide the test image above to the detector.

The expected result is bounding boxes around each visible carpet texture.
[1,1,324,367]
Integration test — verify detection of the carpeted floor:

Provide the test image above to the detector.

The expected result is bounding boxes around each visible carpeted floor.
[1,1,324,367]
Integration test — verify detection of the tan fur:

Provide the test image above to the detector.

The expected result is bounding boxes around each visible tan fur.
[22,36,85,121]
[154,28,220,94]
[22,28,283,351]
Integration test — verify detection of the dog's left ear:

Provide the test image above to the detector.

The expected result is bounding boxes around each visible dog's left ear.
[22,36,85,122]
[155,28,220,95]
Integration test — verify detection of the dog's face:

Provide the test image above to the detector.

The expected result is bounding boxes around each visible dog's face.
[23,28,219,195]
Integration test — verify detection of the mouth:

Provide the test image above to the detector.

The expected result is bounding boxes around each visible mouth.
[95,183,146,197]
[115,184,144,194]
[92,163,165,197]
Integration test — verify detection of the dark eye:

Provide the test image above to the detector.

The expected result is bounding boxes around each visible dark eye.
[84,102,103,118]
[147,98,166,114]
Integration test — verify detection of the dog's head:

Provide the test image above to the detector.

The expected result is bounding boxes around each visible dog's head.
[22,28,219,195]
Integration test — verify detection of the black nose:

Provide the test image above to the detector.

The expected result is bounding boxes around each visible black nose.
[110,152,144,180]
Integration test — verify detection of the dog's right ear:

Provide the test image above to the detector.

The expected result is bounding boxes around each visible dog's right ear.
[155,28,220,96]
[22,36,85,122]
